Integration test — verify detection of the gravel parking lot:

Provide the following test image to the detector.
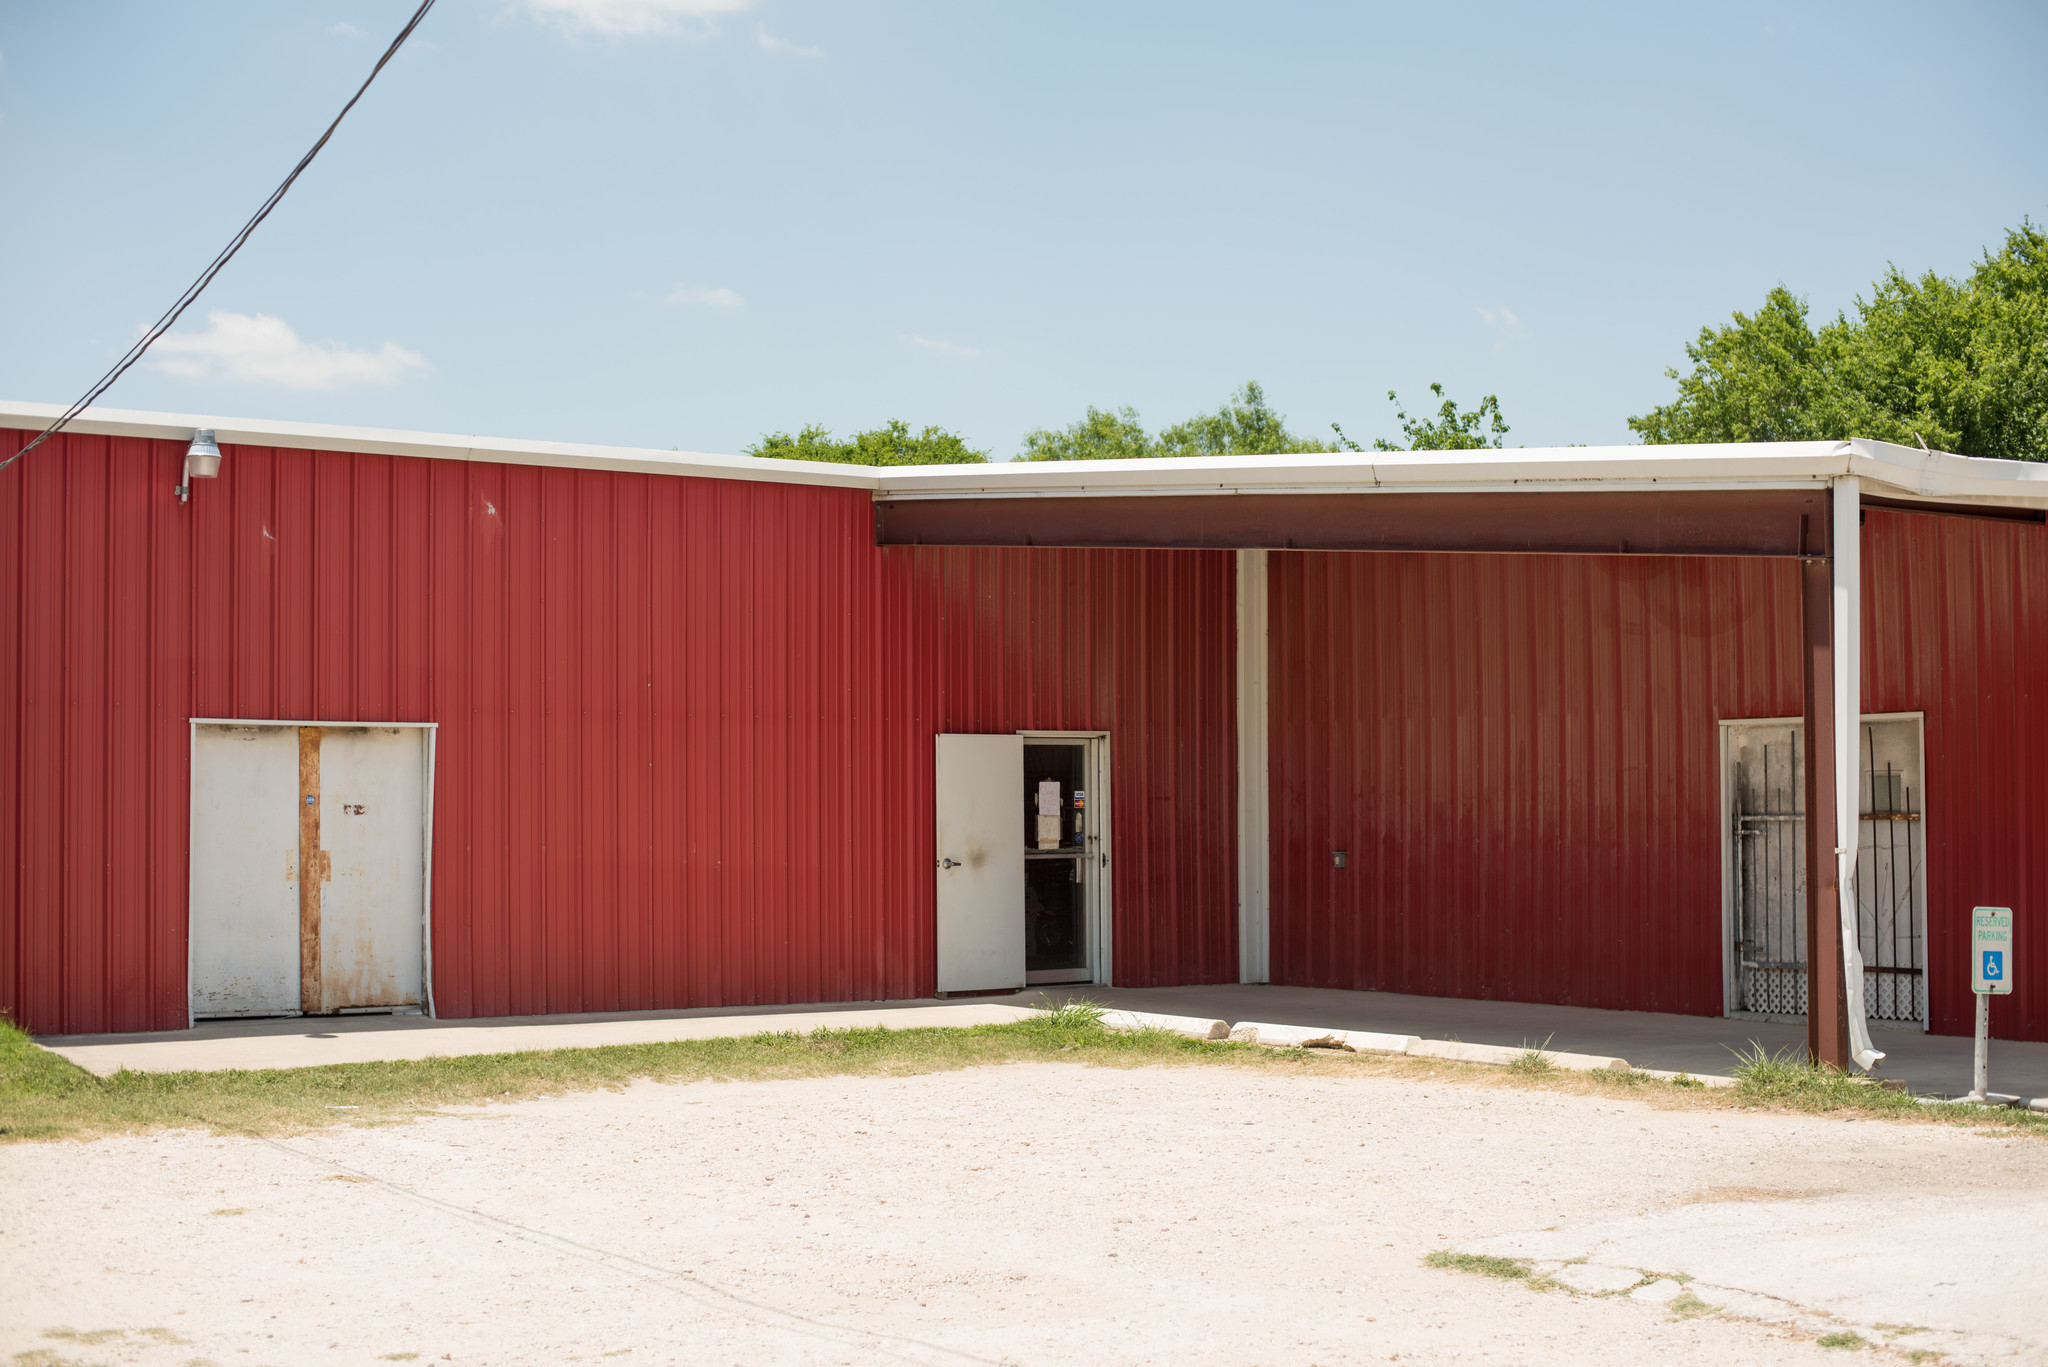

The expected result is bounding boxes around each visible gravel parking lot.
[6,1060,2044,1366]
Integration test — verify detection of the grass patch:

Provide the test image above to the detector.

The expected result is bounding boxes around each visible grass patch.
[1722,1042,2048,1132]
[1425,1250,1533,1278]
[1666,1290,1717,1319]
[1729,1044,1926,1116]
[0,1010,1275,1145]
[1818,1330,1870,1350]
[1424,1250,1553,1290]
[1506,1034,1557,1076]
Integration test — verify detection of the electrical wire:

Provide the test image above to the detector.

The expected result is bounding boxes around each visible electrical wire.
[0,0,438,476]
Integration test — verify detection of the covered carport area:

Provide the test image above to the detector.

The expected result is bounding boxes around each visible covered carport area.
[878,439,2048,1070]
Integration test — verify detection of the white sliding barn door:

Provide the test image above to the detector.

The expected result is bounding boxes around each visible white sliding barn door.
[935,733,1025,994]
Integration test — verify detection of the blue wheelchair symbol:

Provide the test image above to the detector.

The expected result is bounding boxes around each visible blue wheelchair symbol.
[1982,950,2005,981]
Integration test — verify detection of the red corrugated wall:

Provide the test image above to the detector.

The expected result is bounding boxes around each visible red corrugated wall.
[0,428,1237,1034]
[1268,507,2048,1040]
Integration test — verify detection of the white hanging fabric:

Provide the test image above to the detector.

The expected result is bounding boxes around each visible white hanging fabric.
[1833,476,1884,1072]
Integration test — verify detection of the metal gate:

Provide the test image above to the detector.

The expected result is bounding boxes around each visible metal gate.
[1725,716,1927,1024]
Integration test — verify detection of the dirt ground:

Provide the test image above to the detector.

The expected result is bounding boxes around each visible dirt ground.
[6,1060,2045,1367]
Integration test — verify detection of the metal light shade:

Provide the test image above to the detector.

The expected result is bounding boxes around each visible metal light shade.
[185,429,222,479]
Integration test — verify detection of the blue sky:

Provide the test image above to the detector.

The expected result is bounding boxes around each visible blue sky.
[2,2,2043,458]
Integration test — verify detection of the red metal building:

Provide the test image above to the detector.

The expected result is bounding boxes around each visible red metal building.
[2,402,2043,1049]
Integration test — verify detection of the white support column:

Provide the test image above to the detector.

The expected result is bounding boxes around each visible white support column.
[1236,548,1271,983]
[1832,475,1883,1071]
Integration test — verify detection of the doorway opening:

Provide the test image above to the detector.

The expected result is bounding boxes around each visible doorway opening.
[932,731,1110,995]
[1022,736,1109,986]
[188,720,437,1024]
[1719,713,1927,1028]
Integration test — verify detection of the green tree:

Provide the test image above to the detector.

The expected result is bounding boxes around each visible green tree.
[1333,382,1509,452]
[1018,405,1152,461]
[1153,381,1333,457]
[1630,221,2048,461]
[749,419,988,465]
[1019,381,1331,460]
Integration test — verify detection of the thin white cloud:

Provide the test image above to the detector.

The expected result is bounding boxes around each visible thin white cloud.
[757,28,823,57]
[905,335,980,359]
[668,285,744,308]
[326,21,365,37]
[1476,305,1524,353]
[525,0,749,37]
[150,311,427,391]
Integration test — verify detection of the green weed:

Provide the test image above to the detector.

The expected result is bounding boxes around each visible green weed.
[1424,1250,1551,1289]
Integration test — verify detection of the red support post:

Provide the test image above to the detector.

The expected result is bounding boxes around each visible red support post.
[1800,500,1849,1070]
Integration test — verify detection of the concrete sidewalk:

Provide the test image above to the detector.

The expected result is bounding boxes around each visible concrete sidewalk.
[37,983,2048,1101]
[36,1000,1038,1077]
[999,983,2048,1101]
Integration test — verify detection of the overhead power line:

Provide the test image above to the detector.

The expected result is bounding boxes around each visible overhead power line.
[0,0,438,477]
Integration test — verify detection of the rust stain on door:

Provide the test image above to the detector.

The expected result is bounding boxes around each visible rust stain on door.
[298,726,324,1012]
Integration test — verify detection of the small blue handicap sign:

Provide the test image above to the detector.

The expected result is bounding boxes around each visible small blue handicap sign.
[1982,950,2004,981]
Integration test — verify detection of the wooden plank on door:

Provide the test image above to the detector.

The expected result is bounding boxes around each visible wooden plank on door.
[299,726,324,1012]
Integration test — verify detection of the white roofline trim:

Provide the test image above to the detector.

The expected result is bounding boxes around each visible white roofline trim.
[0,399,880,491]
[7,400,2048,509]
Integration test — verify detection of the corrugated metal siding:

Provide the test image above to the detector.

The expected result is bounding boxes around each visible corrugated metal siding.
[1863,509,2047,1040]
[912,547,1239,987]
[1268,551,1801,1017]
[0,428,1237,1034]
[1269,510,2048,1039]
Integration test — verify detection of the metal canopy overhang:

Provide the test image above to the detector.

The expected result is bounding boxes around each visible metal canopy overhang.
[873,486,1834,557]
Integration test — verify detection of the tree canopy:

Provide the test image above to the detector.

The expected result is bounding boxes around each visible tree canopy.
[1019,381,1332,461]
[1630,221,2048,461]
[1335,383,1509,452]
[747,420,988,466]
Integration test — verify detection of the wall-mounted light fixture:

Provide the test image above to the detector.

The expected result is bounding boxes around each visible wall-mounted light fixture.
[176,429,222,504]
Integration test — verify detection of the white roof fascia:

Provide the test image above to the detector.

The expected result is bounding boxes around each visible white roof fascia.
[8,399,2048,509]
[0,399,883,491]
[1841,438,2048,509]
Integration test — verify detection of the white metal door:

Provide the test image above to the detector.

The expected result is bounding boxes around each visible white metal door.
[190,726,302,1017]
[935,733,1025,993]
[318,727,427,1012]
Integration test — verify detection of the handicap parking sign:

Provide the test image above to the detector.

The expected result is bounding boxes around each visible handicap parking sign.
[1972,908,2013,995]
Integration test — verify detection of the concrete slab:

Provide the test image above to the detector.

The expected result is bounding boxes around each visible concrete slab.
[1464,1190,2048,1364]
[998,983,2048,1100]
[38,980,2048,1101]
[37,999,1038,1077]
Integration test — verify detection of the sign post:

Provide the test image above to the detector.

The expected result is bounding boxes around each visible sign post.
[1966,907,2014,1103]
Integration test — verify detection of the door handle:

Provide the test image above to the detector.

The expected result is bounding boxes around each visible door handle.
[939,857,960,870]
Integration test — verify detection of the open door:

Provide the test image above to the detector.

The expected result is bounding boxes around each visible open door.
[935,733,1025,994]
